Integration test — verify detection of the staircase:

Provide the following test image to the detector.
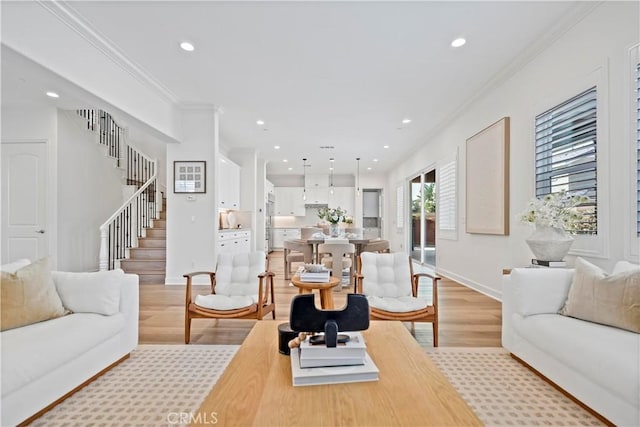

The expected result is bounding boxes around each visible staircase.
[120,199,166,284]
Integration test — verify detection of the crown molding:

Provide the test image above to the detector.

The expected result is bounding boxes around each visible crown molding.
[37,0,180,105]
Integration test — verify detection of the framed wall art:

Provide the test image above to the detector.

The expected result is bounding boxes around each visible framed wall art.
[174,161,206,193]
[465,117,510,235]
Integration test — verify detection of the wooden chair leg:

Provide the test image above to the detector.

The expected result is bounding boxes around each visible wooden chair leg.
[185,315,192,344]
[433,321,438,347]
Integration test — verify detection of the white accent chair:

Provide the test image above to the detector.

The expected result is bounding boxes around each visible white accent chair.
[184,251,275,344]
[355,252,440,346]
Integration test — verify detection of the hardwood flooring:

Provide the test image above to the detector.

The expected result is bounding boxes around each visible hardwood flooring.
[139,251,502,348]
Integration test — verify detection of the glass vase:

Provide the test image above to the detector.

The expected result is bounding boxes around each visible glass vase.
[329,223,341,238]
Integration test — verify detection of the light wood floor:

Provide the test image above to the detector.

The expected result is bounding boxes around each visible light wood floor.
[139,251,502,348]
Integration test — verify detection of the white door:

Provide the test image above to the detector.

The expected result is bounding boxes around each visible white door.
[1,142,48,263]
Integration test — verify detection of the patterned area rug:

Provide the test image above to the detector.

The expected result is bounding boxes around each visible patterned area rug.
[32,345,603,426]
[427,347,603,426]
[31,345,239,427]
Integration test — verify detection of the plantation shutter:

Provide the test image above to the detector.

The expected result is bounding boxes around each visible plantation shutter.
[437,157,456,232]
[636,64,640,236]
[534,87,597,234]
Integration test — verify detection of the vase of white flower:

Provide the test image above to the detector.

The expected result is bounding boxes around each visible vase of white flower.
[518,191,589,261]
[317,206,347,237]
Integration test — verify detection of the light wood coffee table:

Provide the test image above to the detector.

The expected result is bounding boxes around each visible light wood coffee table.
[290,275,341,309]
[192,321,481,426]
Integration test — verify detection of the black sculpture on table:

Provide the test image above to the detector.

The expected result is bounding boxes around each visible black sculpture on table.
[289,293,370,347]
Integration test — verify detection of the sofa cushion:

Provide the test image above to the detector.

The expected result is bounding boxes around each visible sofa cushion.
[560,257,640,333]
[0,258,66,332]
[0,312,124,397]
[514,313,639,406]
[511,267,574,316]
[52,269,124,316]
[0,259,32,274]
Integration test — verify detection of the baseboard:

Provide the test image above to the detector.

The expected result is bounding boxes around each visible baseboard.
[17,353,131,427]
[435,267,501,301]
[509,353,614,427]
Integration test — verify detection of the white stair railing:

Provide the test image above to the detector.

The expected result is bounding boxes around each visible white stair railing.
[99,170,159,271]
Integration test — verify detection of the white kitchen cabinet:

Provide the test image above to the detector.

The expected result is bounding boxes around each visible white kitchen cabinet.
[218,230,251,255]
[305,174,328,189]
[305,187,329,205]
[328,187,355,217]
[271,228,301,249]
[274,187,305,216]
[219,157,241,210]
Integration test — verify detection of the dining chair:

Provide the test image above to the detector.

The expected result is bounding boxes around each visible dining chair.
[283,240,313,280]
[318,243,356,289]
[355,252,440,346]
[361,239,390,253]
[183,251,275,344]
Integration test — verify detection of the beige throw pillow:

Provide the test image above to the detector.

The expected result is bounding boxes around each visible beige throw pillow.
[1,258,66,331]
[560,257,640,333]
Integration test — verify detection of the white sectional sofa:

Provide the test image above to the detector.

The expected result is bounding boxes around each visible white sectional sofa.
[502,261,639,426]
[1,260,139,426]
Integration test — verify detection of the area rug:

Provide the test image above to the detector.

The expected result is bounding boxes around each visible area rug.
[31,345,239,427]
[32,345,604,426]
[427,347,604,426]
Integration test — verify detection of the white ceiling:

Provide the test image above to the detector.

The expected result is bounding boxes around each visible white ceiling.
[1,1,590,176]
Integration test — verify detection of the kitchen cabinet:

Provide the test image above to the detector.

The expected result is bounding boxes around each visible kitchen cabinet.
[328,187,355,217]
[274,187,305,216]
[305,187,329,204]
[271,228,301,249]
[218,230,251,254]
[219,157,241,210]
[305,174,328,189]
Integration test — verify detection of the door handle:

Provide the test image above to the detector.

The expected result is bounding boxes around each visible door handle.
[35,229,45,234]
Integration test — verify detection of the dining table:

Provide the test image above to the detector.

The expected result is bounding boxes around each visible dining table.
[290,236,372,263]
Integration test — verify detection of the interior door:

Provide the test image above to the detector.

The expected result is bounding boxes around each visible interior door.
[1,141,49,263]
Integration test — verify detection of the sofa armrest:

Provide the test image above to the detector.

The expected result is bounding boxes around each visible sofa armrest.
[120,273,139,351]
[508,268,575,316]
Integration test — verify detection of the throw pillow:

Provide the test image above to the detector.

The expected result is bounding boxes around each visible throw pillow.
[559,257,640,333]
[52,269,124,315]
[1,258,66,331]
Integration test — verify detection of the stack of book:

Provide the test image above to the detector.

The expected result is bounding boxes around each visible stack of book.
[531,259,567,268]
[290,332,379,386]
[299,269,330,283]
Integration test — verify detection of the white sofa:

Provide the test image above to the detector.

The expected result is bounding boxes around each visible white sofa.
[1,260,139,426]
[502,261,639,426]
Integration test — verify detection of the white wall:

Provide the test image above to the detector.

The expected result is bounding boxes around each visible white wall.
[165,107,219,285]
[56,111,125,271]
[386,2,639,299]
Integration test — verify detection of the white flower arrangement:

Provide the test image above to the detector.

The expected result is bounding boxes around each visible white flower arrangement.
[317,206,347,224]
[518,191,589,232]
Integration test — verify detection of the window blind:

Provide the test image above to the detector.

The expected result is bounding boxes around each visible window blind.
[535,87,597,234]
[437,158,456,231]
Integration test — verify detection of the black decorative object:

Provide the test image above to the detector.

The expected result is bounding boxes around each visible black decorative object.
[289,294,370,348]
[278,323,298,355]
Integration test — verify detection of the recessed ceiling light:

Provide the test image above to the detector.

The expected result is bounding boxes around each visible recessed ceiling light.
[402,118,411,124]
[451,38,466,48]
[383,145,389,149]
[46,91,59,98]
[256,120,265,126]
[180,41,195,51]
[274,145,280,149]
[373,158,379,162]
[283,159,288,163]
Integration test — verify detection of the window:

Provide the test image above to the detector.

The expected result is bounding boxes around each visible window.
[535,87,597,234]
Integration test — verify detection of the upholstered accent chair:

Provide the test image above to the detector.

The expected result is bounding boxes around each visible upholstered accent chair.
[184,251,275,344]
[355,252,440,346]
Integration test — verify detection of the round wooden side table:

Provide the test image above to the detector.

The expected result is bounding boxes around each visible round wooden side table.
[290,275,341,309]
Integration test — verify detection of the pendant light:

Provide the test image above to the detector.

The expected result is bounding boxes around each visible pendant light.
[356,157,361,196]
[329,158,335,195]
[302,158,307,201]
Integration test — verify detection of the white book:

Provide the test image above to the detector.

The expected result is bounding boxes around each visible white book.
[291,349,379,386]
[299,271,331,283]
[299,332,367,359]
[299,356,365,368]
